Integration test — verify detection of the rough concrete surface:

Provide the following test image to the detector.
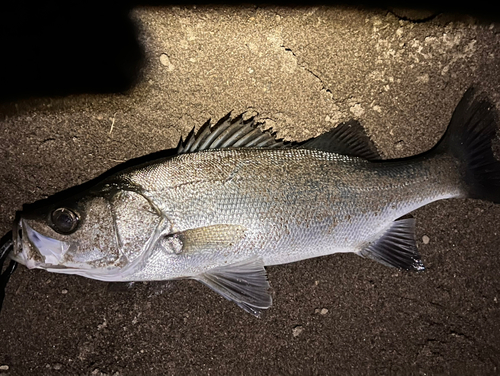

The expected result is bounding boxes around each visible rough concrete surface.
[1,5,500,375]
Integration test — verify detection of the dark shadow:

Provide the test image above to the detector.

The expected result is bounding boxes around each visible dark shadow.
[0,1,144,102]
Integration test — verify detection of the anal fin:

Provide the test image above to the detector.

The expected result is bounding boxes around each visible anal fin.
[359,218,425,271]
[193,257,272,317]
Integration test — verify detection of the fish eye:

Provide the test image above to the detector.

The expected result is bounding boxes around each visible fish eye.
[50,208,80,234]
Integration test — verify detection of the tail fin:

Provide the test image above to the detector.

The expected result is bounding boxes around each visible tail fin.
[435,88,500,203]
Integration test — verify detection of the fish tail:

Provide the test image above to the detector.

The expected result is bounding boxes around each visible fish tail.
[435,87,500,203]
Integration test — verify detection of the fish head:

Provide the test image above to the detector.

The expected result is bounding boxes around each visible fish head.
[11,183,162,280]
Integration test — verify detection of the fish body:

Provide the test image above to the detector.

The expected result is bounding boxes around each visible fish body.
[10,89,500,315]
[121,149,457,279]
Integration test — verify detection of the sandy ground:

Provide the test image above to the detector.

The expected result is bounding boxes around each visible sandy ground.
[1,4,500,375]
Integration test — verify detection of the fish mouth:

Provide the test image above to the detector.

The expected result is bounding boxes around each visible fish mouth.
[12,218,70,269]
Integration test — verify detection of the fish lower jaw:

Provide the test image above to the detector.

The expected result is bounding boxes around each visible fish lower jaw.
[9,249,38,269]
[24,258,40,269]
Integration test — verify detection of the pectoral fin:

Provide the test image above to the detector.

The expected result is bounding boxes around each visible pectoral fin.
[161,224,247,254]
[194,257,272,317]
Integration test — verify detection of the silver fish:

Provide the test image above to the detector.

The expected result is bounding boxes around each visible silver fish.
[9,88,500,316]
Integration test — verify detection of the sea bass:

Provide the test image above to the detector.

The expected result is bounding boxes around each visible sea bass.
[9,89,500,316]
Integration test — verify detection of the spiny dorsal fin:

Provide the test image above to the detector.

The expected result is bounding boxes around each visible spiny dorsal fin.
[297,120,381,160]
[177,112,287,154]
[358,218,425,271]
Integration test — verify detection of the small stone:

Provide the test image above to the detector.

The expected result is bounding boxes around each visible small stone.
[292,325,304,337]
[159,53,169,66]
[159,53,175,71]
[0,365,9,371]
[97,320,107,330]
[349,103,365,117]
[395,140,404,150]
[422,235,430,245]
[53,363,62,370]
[417,74,430,84]
[61,289,68,294]
[315,308,328,315]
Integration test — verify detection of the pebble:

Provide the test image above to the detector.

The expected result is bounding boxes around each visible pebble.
[159,53,175,71]
[0,365,9,371]
[422,235,430,245]
[61,289,68,294]
[292,325,304,337]
[314,308,329,315]
[159,53,169,66]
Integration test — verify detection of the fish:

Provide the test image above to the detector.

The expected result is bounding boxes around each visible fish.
[0,232,16,312]
[8,88,500,316]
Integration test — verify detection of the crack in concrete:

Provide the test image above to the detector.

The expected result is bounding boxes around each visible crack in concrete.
[279,44,334,99]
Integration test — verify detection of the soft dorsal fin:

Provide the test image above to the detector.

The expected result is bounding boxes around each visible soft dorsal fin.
[297,120,381,160]
[177,113,286,154]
